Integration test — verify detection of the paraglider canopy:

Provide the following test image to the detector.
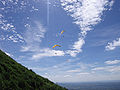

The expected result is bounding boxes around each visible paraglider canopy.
[52,45,61,48]
[60,30,64,35]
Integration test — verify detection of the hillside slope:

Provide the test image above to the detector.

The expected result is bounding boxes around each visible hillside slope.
[0,50,67,90]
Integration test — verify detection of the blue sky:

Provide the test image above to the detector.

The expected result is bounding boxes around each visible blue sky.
[0,0,120,82]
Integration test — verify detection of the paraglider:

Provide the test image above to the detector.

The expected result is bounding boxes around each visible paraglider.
[52,45,61,48]
[60,30,64,35]
[52,30,65,49]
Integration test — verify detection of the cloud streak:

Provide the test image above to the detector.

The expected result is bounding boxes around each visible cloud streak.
[105,60,120,65]
[92,65,120,73]
[106,38,120,51]
[21,21,46,52]
[32,48,65,59]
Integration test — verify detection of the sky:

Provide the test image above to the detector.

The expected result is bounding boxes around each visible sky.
[0,0,120,83]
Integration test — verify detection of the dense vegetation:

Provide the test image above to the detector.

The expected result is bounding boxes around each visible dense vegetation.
[0,50,67,90]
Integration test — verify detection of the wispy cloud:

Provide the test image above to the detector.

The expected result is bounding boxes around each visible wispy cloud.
[60,0,114,56]
[29,60,115,82]
[21,21,46,52]
[64,75,72,77]
[67,69,81,73]
[66,38,85,57]
[77,72,90,75]
[105,38,120,51]
[66,50,80,57]
[32,48,65,59]
[92,65,120,73]
[105,60,120,65]
[29,59,96,77]
[28,59,120,82]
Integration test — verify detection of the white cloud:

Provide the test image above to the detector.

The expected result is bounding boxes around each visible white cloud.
[28,60,120,82]
[7,34,24,43]
[67,69,81,73]
[109,0,114,10]
[66,38,85,57]
[92,67,105,71]
[0,13,24,43]
[28,60,94,82]
[92,66,120,72]
[25,21,46,43]
[60,0,114,56]
[105,60,120,65]
[66,50,80,57]
[73,38,85,50]
[64,75,72,77]
[77,72,90,75]
[60,0,113,34]
[32,48,65,59]
[21,21,46,52]
[31,65,120,82]
[31,6,39,11]
[0,1,30,43]
[105,38,120,51]
[5,52,13,57]
[21,46,31,52]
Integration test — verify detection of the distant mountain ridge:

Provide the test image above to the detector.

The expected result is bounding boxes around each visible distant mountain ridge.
[0,50,67,90]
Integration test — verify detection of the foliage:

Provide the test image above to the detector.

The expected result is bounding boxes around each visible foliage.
[0,50,67,90]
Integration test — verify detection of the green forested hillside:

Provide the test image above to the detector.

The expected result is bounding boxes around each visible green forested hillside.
[0,50,67,90]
